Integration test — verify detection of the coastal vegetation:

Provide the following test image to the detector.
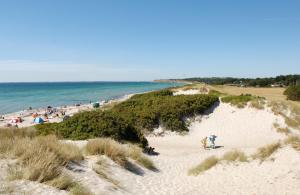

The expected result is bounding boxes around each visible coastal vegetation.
[221,94,265,108]
[284,84,300,101]
[36,89,219,146]
[188,156,219,176]
[222,150,248,162]
[284,136,300,151]
[92,158,121,188]
[0,128,155,193]
[0,128,87,194]
[270,101,300,130]
[188,150,247,176]
[85,138,156,171]
[252,142,281,161]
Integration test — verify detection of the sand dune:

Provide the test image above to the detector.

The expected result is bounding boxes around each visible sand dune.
[1,102,299,195]
[68,103,299,194]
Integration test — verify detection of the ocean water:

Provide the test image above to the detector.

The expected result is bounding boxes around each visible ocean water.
[0,82,183,114]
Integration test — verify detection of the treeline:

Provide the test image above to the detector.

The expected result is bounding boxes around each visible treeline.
[36,90,218,146]
[180,75,300,87]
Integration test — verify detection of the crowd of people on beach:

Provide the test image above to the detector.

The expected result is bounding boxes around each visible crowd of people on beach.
[0,105,73,128]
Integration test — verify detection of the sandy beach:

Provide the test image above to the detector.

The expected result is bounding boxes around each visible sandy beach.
[0,94,134,128]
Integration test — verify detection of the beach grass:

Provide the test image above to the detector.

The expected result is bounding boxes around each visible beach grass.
[69,182,93,195]
[45,173,74,190]
[85,138,128,167]
[127,145,156,170]
[189,150,250,176]
[284,135,300,151]
[269,101,300,130]
[0,127,36,139]
[252,142,281,161]
[85,138,156,170]
[0,133,85,192]
[276,127,290,134]
[92,158,120,187]
[250,98,266,109]
[188,156,219,176]
[222,150,248,162]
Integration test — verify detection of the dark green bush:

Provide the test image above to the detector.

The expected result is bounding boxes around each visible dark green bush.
[284,85,300,101]
[36,90,218,146]
[36,111,148,147]
[113,90,218,132]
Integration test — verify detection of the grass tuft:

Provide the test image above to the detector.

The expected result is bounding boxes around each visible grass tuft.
[269,101,300,130]
[188,149,250,176]
[284,135,300,151]
[34,135,84,163]
[127,145,156,170]
[92,159,120,187]
[222,150,248,162]
[86,138,157,170]
[46,173,74,190]
[0,134,84,192]
[0,127,36,139]
[69,182,93,195]
[250,99,265,109]
[277,127,290,135]
[188,156,219,176]
[85,138,127,167]
[252,142,281,161]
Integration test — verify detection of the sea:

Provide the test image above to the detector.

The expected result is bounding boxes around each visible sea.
[0,82,184,115]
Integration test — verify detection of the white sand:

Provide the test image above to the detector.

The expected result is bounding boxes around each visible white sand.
[115,103,299,195]
[64,103,299,195]
[0,94,133,128]
[1,102,300,195]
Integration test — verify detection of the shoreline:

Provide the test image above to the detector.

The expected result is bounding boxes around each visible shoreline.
[0,86,208,128]
[0,93,135,128]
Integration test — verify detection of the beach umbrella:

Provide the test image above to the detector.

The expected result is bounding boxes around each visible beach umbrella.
[33,117,44,124]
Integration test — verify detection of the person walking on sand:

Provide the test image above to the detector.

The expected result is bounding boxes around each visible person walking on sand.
[208,135,217,149]
[201,137,208,149]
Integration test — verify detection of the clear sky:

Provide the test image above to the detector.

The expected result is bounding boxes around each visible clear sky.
[0,0,299,82]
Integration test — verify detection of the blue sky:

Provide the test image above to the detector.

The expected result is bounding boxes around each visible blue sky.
[0,0,299,82]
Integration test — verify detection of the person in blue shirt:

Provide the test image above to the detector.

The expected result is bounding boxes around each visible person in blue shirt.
[208,135,217,149]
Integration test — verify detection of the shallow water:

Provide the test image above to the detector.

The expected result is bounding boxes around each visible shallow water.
[0,82,183,114]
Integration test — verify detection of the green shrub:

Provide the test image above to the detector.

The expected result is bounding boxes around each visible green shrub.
[284,85,300,101]
[36,90,218,146]
[113,91,218,132]
[36,110,147,147]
